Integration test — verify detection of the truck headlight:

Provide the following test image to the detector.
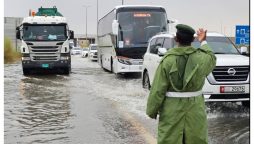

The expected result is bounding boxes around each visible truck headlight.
[21,57,31,61]
[60,56,70,60]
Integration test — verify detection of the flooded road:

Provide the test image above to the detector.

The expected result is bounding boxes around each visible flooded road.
[4,56,249,144]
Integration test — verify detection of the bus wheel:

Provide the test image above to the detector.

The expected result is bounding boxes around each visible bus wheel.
[101,57,107,72]
[100,57,103,68]
[111,58,114,73]
[143,71,151,90]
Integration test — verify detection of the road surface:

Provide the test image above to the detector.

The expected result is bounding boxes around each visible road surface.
[4,56,249,144]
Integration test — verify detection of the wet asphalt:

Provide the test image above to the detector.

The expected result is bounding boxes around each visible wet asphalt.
[4,55,249,144]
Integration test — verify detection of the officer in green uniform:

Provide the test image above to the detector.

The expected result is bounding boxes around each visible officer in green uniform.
[146,24,216,144]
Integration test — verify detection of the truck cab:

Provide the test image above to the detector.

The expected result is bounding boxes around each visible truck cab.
[16,6,74,75]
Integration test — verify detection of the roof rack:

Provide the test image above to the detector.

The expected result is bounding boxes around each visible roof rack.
[36,6,63,16]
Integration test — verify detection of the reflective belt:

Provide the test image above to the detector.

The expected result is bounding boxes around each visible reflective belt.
[166,90,202,98]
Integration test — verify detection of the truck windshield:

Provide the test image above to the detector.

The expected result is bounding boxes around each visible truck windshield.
[192,36,240,54]
[117,11,167,48]
[23,24,67,41]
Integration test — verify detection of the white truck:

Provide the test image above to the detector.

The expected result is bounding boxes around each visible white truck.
[16,6,74,75]
[142,32,250,107]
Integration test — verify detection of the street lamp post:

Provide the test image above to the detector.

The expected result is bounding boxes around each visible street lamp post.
[97,0,98,38]
[83,5,90,42]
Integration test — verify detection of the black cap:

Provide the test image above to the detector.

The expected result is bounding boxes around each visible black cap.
[176,24,195,36]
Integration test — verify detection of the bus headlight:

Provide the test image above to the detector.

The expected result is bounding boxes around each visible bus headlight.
[117,56,132,65]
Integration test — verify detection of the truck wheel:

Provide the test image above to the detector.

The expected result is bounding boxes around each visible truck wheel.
[23,68,30,76]
[63,67,70,75]
[143,71,151,90]
[242,101,250,108]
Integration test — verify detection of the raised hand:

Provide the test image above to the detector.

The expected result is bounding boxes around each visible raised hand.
[197,28,207,43]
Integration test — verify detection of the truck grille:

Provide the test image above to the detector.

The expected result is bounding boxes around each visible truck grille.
[30,46,60,61]
[94,52,98,55]
[212,66,249,82]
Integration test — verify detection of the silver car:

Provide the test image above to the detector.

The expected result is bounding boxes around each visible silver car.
[71,47,82,55]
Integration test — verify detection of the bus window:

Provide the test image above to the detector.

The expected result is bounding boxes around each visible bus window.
[117,11,167,48]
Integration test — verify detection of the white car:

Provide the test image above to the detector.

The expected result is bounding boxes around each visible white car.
[81,48,89,58]
[88,44,98,61]
[71,47,82,55]
[142,32,250,106]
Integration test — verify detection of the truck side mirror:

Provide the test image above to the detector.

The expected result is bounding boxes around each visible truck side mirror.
[167,19,178,24]
[112,20,119,35]
[240,46,248,55]
[157,47,167,56]
[69,30,74,39]
[16,27,21,40]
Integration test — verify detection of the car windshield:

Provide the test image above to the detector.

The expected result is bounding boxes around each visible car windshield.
[73,48,81,50]
[23,24,67,41]
[117,11,167,48]
[192,36,240,54]
[90,46,97,50]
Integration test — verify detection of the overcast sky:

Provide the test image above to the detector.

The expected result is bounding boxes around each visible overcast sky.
[4,0,249,36]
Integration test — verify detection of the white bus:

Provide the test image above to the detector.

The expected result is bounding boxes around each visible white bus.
[98,5,169,74]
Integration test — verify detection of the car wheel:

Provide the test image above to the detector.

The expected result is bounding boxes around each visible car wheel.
[143,71,151,90]
[242,101,250,108]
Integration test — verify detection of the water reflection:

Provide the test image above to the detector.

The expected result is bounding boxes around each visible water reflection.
[4,59,250,144]
[14,75,72,143]
[207,102,249,144]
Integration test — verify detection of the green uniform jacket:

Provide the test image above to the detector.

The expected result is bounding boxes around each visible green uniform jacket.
[146,44,216,119]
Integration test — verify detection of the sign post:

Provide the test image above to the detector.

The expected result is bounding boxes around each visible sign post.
[235,25,250,45]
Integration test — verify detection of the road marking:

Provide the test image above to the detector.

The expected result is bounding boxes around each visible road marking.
[123,112,157,144]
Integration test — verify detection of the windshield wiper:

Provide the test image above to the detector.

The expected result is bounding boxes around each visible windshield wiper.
[136,42,148,44]
[214,52,227,54]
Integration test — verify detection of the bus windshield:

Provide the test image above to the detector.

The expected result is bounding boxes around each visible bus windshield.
[23,24,67,41]
[192,36,240,54]
[117,11,167,48]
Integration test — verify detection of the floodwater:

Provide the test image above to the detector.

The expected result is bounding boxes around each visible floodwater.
[4,56,249,144]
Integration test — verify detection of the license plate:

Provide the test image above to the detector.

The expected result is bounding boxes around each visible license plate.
[221,86,245,93]
[139,66,143,70]
[42,64,49,68]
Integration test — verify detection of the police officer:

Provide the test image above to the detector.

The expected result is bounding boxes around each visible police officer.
[146,24,216,144]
